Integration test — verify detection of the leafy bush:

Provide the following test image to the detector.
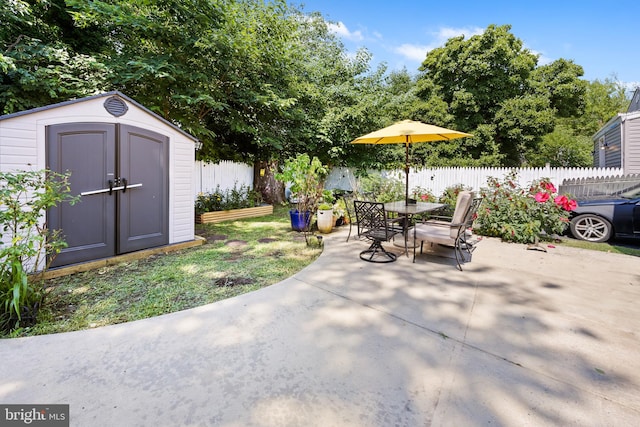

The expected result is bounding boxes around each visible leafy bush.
[1,170,77,332]
[195,183,263,214]
[439,183,473,207]
[411,186,436,203]
[432,183,474,217]
[359,172,404,203]
[475,171,576,243]
[275,154,327,215]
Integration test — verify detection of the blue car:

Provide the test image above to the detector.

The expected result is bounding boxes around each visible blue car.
[569,187,640,242]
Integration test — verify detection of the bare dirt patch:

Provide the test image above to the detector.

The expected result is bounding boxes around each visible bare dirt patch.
[258,238,278,244]
[225,240,248,247]
[212,276,254,288]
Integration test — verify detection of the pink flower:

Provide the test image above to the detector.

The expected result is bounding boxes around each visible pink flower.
[542,182,557,193]
[554,195,577,211]
[535,192,550,203]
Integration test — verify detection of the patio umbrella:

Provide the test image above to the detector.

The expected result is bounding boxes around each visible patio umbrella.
[350,120,472,204]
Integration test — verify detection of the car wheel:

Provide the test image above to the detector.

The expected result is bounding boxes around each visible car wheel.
[570,214,613,242]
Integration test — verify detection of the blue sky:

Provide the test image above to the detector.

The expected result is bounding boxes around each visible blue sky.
[297,0,639,89]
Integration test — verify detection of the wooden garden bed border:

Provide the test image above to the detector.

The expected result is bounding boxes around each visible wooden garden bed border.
[196,205,274,224]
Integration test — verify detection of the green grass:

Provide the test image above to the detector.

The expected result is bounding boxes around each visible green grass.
[4,206,322,338]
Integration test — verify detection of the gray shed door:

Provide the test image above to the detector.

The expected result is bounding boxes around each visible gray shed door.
[47,123,168,267]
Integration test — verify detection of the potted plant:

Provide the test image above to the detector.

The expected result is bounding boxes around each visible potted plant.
[316,202,334,233]
[275,154,327,233]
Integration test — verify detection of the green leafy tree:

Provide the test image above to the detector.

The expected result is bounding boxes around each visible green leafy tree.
[526,77,630,166]
[525,123,593,167]
[567,77,630,136]
[0,0,107,114]
[415,24,586,167]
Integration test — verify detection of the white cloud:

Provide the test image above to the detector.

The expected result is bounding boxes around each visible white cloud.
[393,26,484,63]
[395,44,430,62]
[528,48,553,66]
[430,26,484,49]
[327,21,364,42]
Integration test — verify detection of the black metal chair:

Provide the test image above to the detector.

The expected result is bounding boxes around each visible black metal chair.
[354,200,404,263]
[411,196,482,270]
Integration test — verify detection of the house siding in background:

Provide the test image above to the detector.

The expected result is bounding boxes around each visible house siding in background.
[593,87,640,174]
[623,112,640,173]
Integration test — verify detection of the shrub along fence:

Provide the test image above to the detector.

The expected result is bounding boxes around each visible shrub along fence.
[195,161,625,199]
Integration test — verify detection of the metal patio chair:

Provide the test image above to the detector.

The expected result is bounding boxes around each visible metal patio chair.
[353,200,404,263]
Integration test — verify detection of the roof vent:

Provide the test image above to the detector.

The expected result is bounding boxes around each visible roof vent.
[103,96,128,117]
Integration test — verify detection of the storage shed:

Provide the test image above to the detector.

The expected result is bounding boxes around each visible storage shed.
[0,91,198,269]
[593,87,640,174]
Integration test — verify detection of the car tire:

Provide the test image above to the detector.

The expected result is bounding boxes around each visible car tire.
[570,214,613,243]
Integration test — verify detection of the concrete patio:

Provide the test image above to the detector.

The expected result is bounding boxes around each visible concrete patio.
[1,229,639,426]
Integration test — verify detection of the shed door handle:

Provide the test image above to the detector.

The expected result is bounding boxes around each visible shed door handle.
[80,182,142,196]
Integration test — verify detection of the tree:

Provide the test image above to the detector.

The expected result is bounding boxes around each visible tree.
[525,123,593,167]
[567,77,630,136]
[415,24,586,166]
[0,0,107,114]
[525,77,630,167]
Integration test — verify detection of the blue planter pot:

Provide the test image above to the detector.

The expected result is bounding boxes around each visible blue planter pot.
[289,210,311,232]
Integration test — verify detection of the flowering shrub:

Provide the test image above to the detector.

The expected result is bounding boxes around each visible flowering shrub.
[475,171,576,243]
[439,183,473,211]
[195,183,262,214]
[411,186,436,203]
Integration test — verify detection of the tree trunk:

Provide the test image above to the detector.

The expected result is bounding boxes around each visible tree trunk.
[254,160,284,205]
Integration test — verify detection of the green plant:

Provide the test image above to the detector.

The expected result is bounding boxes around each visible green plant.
[0,170,77,332]
[359,172,403,203]
[475,171,576,243]
[411,186,436,203]
[333,197,347,219]
[275,154,327,215]
[317,202,333,211]
[195,183,263,214]
[439,184,473,207]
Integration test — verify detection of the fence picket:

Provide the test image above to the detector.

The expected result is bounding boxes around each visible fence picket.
[194,160,254,197]
[195,161,627,200]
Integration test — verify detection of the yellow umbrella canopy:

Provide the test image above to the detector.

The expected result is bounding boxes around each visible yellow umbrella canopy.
[351,120,472,203]
[351,119,472,145]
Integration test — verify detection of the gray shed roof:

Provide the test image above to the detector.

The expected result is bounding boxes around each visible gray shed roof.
[0,91,199,142]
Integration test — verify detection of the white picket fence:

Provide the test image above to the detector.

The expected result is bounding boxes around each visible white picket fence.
[194,160,254,196]
[406,166,626,196]
[325,166,626,196]
[194,161,625,198]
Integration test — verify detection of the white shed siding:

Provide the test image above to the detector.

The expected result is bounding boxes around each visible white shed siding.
[0,115,38,171]
[172,139,196,243]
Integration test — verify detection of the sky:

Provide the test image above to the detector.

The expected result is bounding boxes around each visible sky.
[296,0,640,90]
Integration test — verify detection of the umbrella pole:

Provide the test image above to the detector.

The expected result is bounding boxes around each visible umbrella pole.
[405,141,409,205]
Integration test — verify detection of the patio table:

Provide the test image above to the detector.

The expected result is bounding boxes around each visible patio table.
[384,201,445,255]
